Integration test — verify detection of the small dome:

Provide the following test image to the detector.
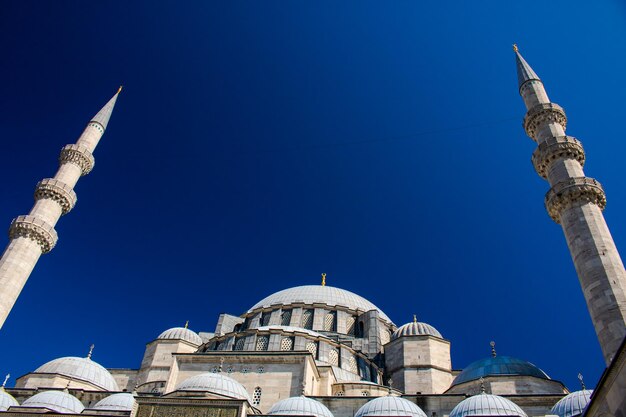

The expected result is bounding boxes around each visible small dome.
[451,356,549,386]
[354,396,427,417]
[0,390,19,411]
[249,285,393,324]
[449,393,527,417]
[93,393,136,411]
[392,320,442,339]
[158,327,203,345]
[550,390,593,417]
[22,391,85,414]
[176,373,251,401]
[268,396,334,417]
[34,357,119,391]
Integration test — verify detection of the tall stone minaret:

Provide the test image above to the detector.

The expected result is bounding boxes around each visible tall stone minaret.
[0,88,121,329]
[514,46,626,365]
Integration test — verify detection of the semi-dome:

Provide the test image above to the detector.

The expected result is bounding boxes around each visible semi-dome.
[22,391,85,414]
[0,390,19,411]
[34,356,119,391]
[550,390,593,417]
[158,327,203,345]
[449,393,527,417]
[354,396,427,417]
[451,356,550,386]
[268,396,334,417]
[93,393,136,411]
[176,373,251,401]
[249,285,392,323]
[392,319,442,339]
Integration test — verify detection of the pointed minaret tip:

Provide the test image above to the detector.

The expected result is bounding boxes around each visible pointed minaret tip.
[117,85,123,94]
[512,43,518,53]
[91,88,121,130]
[514,45,541,93]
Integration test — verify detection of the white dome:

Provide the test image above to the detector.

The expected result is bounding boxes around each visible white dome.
[550,390,592,417]
[268,396,334,417]
[176,373,251,401]
[392,321,442,339]
[158,327,203,345]
[249,285,393,323]
[22,391,84,414]
[449,393,527,417]
[354,396,427,417]
[34,356,119,391]
[0,390,19,411]
[93,393,136,411]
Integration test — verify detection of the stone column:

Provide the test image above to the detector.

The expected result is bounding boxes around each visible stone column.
[516,49,626,364]
[0,90,120,328]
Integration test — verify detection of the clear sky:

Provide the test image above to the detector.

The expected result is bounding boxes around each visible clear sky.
[1,1,625,392]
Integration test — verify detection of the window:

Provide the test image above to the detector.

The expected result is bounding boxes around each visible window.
[347,355,358,373]
[280,337,294,351]
[261,312,271,326]
[306,341,318,359]
[361,391,370,397]
[281,309,292,326]
[346,316,356,336]
[328,348,339,366]
[256,336,269,351]
[336,391,344,397]
[234,337,245,351]
[302,309,314,330]
[252,387,262,405]
[324,311,337,332]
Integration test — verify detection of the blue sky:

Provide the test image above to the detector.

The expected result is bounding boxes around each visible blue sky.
[1,1,626,392]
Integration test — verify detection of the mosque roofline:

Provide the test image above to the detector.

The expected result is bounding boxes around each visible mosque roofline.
[582,334,626,416]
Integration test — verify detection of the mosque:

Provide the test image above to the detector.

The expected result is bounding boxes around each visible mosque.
[0,48,624,417]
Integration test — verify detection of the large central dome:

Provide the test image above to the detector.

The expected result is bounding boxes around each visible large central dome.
[249,285,392,323]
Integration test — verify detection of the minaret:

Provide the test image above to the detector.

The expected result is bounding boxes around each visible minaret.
[514,46,626,365]
[0,88,121,329]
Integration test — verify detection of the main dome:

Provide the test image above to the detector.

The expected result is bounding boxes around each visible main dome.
[354,396,427,417]
[451,356,550,386]
[249,285,392,323]
[34,356,119,391]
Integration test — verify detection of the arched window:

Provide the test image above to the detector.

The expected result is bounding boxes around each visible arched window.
[306,341,318,359]
[256,336,269,351]
[328,348,339,366]
[252,387,262,405]
[280,337,294,351]
[324,311,337,332]
[347,355,358,373]
[346,316,356,335]
[234,337,245,351]
[281,309,292,326]
[261,311,271,326]
[358,321,364,338]
[302,309,314,329]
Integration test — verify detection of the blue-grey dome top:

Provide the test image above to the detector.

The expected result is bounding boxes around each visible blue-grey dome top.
[550,390,593,417]
[452,356,550,386]
[354,396,427,417]
[449,393,527,417]
[268,396,334,417]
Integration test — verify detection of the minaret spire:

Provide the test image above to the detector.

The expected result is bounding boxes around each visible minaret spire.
[514,48,626,365]
[0,88,121,329]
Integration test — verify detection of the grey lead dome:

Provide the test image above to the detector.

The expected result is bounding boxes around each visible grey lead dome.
[34,356,119,391]
[392,321,442,339]
[268,396,334,417]
[354,396,427,417]
[158,327,203,345]
[22,391,84,414]
[449,393,527,417]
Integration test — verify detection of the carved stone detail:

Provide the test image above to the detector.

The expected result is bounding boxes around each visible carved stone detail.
[532,136,585,179]
[8,215,58,253]
[523,103,567,141]
[59,144,95,175]
[545,177,607,223]
[34,178,77,215]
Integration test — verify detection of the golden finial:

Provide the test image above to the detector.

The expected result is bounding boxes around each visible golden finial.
[184,320,189,329]
[87,344,95,359]
[479,377,486,394]
[578,373,586,390]
[413,314,417,324]
[1,374,9,389]
[490,341,497,358]
[117,85,123,94]
[321,273,326,286]
[512,44,519,53]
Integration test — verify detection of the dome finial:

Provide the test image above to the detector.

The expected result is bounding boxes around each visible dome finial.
[387,378,393,396]
[87,343,95,359]
[413,314,417,324]
[479,377,486,394]
[490,341,497,358]
[1,374,9,390]
[578,373,586,390]
[184,320,189,329]
[321,273,326,286]
[512,43,519,53]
